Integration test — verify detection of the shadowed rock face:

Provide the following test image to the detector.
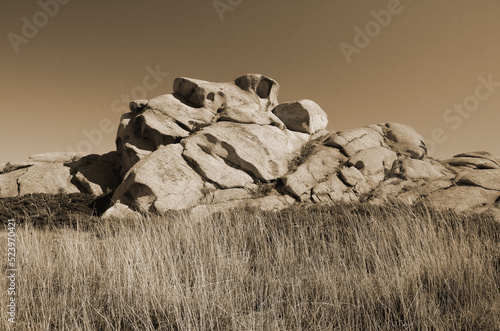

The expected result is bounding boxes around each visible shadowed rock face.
[273,100,328,134]
[1,74,499,219]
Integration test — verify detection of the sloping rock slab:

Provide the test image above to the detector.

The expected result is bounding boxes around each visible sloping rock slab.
[182,122,309,187]
[456,169,500,191]
[325,126,385,157]
[146,93,215,130]
[443,157,499,170]
[425,186,500,212]
[454,151,500,167]
[28,152,86,163]
[0,163,33,174]
[396,159,444,180]
[216,106,284,128]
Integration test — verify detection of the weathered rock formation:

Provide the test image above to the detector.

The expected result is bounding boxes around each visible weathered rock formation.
[1,74,499,220]
[0,152,121,198]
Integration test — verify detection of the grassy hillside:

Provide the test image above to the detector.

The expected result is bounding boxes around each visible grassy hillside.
[1,202,499,330]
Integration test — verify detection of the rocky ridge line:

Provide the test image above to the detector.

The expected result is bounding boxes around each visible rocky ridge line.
[1,74,499,220]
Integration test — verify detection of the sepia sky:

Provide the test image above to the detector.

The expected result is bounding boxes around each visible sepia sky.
[1,0,499,163]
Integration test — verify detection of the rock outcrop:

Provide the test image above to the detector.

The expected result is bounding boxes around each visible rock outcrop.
[0,152,121,198]
[1,74,499,219]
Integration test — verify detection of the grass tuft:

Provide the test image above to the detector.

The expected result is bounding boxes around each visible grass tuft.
[288,141,317,172]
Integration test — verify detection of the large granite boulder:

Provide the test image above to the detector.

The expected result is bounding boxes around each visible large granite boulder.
[311,174,357,203]
[18,163,80,195]
[272,100,328,134]
[382,123,427,159]
[283,145,346,198]
[113,144,207,213]
[234,74,280,107]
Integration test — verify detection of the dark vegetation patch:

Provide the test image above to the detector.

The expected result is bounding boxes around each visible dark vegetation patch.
[251,180,276,198]
[288,140,317,172]
[0,193,106,229]
[190,121,211,132]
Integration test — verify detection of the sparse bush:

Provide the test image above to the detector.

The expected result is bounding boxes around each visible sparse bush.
[190,121,211,132]
[251,180,276,198]
[288,140,317,172]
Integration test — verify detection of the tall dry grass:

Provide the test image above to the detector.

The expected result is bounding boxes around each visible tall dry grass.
[1,203,499,330]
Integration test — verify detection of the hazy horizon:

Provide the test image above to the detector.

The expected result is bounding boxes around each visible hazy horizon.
[2,0,500,163]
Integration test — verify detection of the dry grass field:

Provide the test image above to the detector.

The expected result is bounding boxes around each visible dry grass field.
[1,202,499,330]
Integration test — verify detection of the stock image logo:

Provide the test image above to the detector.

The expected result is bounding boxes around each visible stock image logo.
[340,0,411,63]
[7,0,73,54]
